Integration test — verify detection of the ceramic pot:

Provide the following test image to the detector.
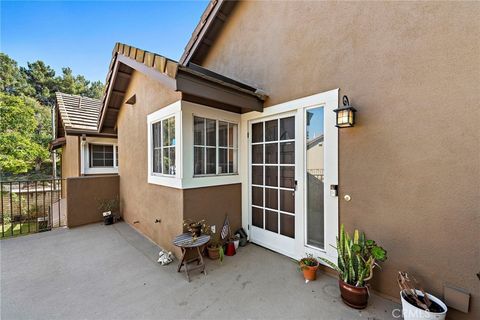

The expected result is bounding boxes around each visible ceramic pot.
[207,246,220,260]
[338,279,369,309]
[400,290,447,320]
[300,261,319,281]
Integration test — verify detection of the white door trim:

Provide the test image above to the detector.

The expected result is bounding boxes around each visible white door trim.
[240,89,339,261]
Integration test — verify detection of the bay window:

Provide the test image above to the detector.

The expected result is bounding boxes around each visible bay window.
[152,116,176,176]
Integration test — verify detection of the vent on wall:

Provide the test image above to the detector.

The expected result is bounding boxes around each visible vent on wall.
[444,284,470,313]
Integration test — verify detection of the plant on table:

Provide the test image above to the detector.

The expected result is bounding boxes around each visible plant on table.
[319,224,387,309]
[299,254,319,281]
[183,219,209,238]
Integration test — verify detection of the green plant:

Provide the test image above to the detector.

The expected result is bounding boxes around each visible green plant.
[320,224,387,287]
[299,254,319,269]
[183,219,210,234]
[208,233,225,262]
[97,197,119,213]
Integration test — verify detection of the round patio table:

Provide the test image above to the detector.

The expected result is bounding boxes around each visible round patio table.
[172,233,210,282]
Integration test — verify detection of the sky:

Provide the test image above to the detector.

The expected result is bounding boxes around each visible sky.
[1,1,209,82]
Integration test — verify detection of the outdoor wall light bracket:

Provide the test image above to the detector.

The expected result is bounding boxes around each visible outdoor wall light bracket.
[333,95,356,128]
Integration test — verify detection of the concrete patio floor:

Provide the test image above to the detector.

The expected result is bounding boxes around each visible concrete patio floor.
[1,222,400,319]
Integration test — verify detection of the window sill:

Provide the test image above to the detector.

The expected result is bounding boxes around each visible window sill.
[148,174,241,189]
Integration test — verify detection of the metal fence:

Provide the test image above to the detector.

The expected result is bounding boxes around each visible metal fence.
[0,179,65,238]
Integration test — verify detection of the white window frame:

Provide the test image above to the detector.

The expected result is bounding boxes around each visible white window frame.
[193,116,239,177]
[147,101,182,188]
[81,137,118,175]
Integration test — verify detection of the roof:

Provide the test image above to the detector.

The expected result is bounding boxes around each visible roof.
[307,134,324,150]
[180,0,238,65]
[99,42,266,132]
[55,92,102,133]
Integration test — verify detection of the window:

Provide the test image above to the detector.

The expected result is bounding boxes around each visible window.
[152,116,176,175]
[194,116,238,176]
[89,144,114,167]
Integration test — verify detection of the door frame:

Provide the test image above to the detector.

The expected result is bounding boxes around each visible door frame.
[240,89,339,262]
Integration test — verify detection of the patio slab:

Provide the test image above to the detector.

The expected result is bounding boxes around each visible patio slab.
[1,222,400,319]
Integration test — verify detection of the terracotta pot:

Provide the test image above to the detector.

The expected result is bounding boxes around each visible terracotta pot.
[300,261,319,281]
[207,246,220,260]
[338,279,369,309]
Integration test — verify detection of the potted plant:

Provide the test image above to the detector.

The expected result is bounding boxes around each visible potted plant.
[299,254,319,281]
[98,197,119,225]
[398,272,447,320]
[183,219,208,237]
[320,224,387,309]
[207,234,224,261]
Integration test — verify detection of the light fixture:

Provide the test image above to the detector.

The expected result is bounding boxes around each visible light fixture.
[333,95,356,128]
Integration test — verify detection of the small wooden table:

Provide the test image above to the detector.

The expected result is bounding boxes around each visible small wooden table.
[172,233,210,282]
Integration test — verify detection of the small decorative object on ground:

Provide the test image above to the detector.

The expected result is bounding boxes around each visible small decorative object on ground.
[183,219,209,238]
[398,272,447,320]
[207,233,224,262]
[98,197,119,225]
[320,224,387,309]
[235,228,248,247]
[233,234,240,250]
[221,215,236,256]
[157,250,174,265]
[299,254,319,282]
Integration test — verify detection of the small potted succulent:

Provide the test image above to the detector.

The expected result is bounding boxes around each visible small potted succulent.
[183,219,208,237]
[398,272,447,320]
[320,224,387,309]
[299,254,319,281]
[98,197,119,225]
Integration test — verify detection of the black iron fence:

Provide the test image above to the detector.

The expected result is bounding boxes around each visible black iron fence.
[0,179,65,238]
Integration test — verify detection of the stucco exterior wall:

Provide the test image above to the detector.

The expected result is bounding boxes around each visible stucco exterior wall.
[117,71,184,254]
[200,1,480,318]
[66,175,119,227]
[61,134,80,196]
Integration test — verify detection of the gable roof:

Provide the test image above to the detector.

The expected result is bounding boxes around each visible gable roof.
[180,0,238,65]
[99,42,266,133]
[55,92,102,134]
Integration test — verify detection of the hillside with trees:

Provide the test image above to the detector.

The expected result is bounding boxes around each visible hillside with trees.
[0,53,104,180]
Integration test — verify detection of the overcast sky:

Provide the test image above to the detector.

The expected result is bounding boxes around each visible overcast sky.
[1,1,208,82]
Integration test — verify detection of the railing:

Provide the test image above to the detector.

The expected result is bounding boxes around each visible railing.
[307,169,324,182]
[0,179,65,239]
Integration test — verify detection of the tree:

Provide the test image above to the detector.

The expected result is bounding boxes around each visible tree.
[21,60,57,106]
[0,93,49,174]
[0,53,34,96]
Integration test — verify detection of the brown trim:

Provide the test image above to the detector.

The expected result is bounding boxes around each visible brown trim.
[49,137,66,151]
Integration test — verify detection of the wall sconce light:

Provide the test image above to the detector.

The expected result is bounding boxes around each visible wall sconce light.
[333,95,356,128]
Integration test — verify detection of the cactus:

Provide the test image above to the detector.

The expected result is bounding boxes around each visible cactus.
[320,224,387,287]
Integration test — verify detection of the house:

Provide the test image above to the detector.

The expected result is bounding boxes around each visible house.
[93,1,477,319]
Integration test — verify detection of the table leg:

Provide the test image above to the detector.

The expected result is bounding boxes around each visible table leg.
[197,246,206,276]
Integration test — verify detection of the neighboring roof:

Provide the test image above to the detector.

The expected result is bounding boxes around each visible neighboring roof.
[99,42,266,132]
[50,137,66,151]
[180,0,238,65]
[55,92,102,133]
[307,134,324,150]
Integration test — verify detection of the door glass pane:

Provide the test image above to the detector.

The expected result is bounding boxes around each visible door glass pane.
[252,166,263,185]
[252,187,263,206]
[265,188,278,210]
[306,107,325,249]
[265,120,278,141]
[252,207,263,228]
[265,210,278,233]
[252,122,263,143]
[265,143,278,164]
[280,142,295,164]
[265,166,278,187]
[280,190,295,214]
[252,145,263,164]
[280,167,295,188]
[280,116,295,140]
[280,214,295,238]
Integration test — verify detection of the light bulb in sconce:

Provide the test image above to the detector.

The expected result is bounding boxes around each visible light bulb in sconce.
[344,195,351,202]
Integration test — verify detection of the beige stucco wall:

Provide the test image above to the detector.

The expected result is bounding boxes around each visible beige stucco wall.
[201,1,480,318]
[61,134,80,196]
[117,71,184,254]
[66,175,119,227]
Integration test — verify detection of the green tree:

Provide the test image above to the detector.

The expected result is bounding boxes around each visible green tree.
[0,93,49,174]
[21,60,57,106]
[0,53,34,96]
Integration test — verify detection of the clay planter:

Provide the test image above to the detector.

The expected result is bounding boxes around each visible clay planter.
[338,279,369,309]
[300,260,319,281]
[207,246,220,260]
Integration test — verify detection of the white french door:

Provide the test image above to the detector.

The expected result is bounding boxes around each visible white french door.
[243,90,339,262]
